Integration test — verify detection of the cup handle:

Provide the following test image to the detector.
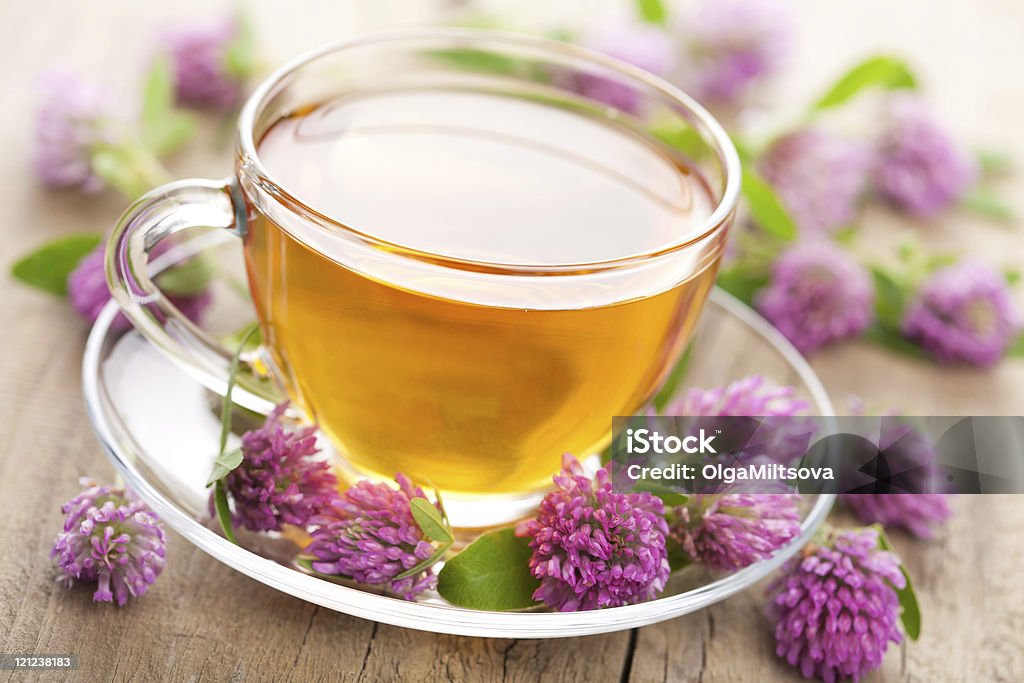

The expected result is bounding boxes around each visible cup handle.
[105,177,278,414]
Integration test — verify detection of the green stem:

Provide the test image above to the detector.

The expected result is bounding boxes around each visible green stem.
[219,325,261,457]
[212,323,261,543]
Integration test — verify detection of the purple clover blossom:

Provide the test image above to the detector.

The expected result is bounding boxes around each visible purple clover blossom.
[221,403,340,533]
[306,474,439,600]
[843,417,953,538]
[767,527,906,682]
[902,260,1022,367]
[661,376,816,488]
[578,20,676,112]
[516,453,670,611]
[68,245,123,329]
[33,68,112,192]
[756,241,874,355]
[874,95,978,217]
[759,130,873,236]
[670,494,801,570]
[161,16,246,110]
[845,495,952,540]
[665,375,809,417]
[679,0,794,104]
[51,478,166,606]
[67,243,212,331]
[582,20,676,76]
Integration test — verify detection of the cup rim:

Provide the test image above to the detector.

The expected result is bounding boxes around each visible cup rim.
[237,27,742,274]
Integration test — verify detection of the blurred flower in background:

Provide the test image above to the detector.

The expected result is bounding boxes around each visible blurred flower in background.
[161,14,255,110]
[677,0,794,105]
[756,241,874,354]
[902,260,1022,366]
[67,243,213,330]
[846,493,952,539]
[758,129,872,236]
[873,95,978,217]
[842,416,953,538]
[578,19,675,112]
[33,69,113,192]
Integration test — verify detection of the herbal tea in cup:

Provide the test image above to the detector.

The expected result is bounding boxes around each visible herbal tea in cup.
[107,30,739,525]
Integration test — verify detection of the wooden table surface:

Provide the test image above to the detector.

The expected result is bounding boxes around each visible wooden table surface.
[1,1,1021,680]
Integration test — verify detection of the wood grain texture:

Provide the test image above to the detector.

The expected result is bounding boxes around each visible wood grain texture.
[1,1,1022,681]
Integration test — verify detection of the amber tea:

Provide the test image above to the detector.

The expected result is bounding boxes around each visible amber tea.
[244,88,722,499]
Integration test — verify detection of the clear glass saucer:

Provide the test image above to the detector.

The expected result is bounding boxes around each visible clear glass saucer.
[82,232,834,638]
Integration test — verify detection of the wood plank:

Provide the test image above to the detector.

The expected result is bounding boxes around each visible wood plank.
[353,630,629,683]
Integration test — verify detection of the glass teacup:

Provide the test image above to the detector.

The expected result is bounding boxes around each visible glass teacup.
[107,29,740,526]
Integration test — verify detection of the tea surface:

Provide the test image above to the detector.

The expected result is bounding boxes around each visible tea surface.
[256,89,712,264]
